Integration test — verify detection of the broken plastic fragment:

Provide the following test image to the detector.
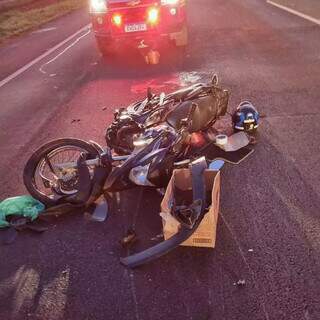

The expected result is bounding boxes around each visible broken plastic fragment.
[233,279,246,286]
[151,233,164,241]
[121,228,137,247]
[216,132,250,152]
[209,160,225,171]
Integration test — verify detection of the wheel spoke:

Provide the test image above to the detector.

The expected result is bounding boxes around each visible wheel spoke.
[44,155,56,175]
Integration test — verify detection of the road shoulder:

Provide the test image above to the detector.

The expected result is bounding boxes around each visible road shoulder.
[0,8,90,81]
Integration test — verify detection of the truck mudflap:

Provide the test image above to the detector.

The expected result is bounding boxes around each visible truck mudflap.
[120,157,208,268]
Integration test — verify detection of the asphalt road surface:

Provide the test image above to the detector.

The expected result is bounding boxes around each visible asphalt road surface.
[0,1,320,319]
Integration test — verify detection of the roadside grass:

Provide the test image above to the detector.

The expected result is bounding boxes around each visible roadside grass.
[0,0,87,43]
[0,0,37,12]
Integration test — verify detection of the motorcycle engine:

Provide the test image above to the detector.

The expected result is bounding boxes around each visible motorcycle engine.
[105,115,142,155]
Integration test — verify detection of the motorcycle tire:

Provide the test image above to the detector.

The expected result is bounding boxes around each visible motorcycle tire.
[23,138,100,207]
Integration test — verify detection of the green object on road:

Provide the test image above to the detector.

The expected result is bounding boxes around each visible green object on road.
[0,196,45,228]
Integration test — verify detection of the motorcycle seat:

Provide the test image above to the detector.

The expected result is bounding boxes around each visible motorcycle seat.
[166,96,219,132]
[169,83,203,101]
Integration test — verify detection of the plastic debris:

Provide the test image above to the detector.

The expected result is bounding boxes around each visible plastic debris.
[249,136,258,145]
[151,233,164,241]
[216,132,250,152]
[0,196,45,228]
[233,279,246,287]
[209,160,225,171]
[120,228,137,247]
[90,196,108,222]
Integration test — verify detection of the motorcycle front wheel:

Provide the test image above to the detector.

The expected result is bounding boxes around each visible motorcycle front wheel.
[23,138,100,207]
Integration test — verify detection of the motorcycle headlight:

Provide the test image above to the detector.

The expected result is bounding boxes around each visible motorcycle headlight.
[90,0,107,13]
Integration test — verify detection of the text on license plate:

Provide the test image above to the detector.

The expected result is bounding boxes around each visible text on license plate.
[125,23,147,33]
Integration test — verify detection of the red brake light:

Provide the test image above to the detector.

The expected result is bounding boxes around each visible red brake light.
[112,14,122,26]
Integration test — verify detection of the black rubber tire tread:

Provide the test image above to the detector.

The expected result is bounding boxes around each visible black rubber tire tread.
[23,138,99,207]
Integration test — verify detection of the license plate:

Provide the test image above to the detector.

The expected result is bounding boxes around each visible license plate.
[125,23,147,33]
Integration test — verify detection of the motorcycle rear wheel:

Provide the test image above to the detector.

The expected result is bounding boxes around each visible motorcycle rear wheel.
[23,138,100,207]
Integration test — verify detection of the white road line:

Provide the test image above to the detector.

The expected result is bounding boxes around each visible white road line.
[0,24,91,89]
[32,27,57,34]
[39,28,91,74]
[267,0,320,26]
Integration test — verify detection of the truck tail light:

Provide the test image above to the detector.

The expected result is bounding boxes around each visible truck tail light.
[112,14,122,26]
[147,8,159,25]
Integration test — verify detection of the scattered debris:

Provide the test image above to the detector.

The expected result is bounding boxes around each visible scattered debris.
[17,74,261,266]
[216,132,250,152]
[89,197,108,222]
[209,160,225,171]
[0,195,45,228]
[233,279,246,287]
[120,228,137,247]
[61,269,68,276]
[249,136,258,145]
[151,233,164,241]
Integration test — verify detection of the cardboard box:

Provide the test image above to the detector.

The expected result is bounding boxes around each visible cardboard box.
[160,169,220,248]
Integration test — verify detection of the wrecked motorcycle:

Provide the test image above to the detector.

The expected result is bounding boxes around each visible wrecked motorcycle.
[23,77,257,268]
[23,118,221,268]
[24,76,230,207]
[105,75,229,154]
[24,104,224,205]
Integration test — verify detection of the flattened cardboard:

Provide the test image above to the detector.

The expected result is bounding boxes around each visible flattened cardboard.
[160,169,220,248]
